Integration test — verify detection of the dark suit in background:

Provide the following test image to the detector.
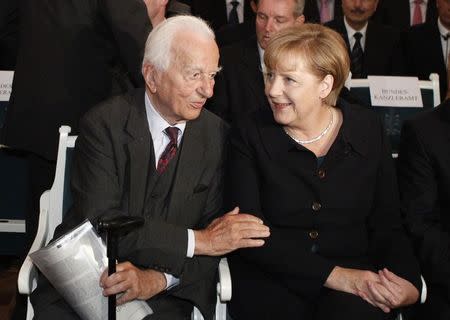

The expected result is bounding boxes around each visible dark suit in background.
[398,100,450,320]
[215,18,256,47]
[0,0,18,70]
[373,0,437,30]
[403,21,447,101]
[2,0,150,248]
[303,0,342,23]
[31,88,228,320]
[206,36,269,122]
[227,101,422,319]
[189,0,255,32]
[326,18,405,77]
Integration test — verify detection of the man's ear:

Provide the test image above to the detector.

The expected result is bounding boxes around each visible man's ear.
[295,14,305,25]
[142,63,158,93]
[251,1,257,13]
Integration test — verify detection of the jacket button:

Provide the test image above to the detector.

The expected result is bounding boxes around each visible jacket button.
[309,230,319,239]
[312,202,322,211]
[318,169,326,179]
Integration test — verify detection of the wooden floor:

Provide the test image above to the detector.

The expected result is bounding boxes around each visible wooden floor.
[0,256,20,320]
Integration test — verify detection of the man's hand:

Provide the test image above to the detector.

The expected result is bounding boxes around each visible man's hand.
[194,207,270,256]
[365,268,419,310]
[99,261,166,305]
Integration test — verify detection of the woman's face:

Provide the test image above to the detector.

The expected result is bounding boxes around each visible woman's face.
[265,58,328,127]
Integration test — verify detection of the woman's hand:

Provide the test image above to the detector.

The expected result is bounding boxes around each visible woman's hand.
[324,266,380,297]
[324,266,391,311]
[325,266,419,313]
[365,268,419,310]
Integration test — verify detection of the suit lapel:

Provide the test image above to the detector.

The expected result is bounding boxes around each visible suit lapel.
[243,0,254,20]
[364,23,378,77]
[218,0,228,26]
[125,90,154,216]
[334,18,351,51]
[166,115,207,218]
[399,0,410,29]
[241,38,270,109]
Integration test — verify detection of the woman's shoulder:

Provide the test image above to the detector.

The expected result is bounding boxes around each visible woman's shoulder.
[338,98,381,128]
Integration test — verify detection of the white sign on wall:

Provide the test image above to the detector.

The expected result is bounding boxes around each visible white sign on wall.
[0,71,14,102]
[368,76,423,108]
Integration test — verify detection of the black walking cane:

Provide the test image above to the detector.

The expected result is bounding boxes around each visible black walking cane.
[97,215,145,320]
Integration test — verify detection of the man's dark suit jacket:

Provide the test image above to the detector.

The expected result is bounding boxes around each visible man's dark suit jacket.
[303,0,342,23]
[206,36,269,123]
[326,18,405,78]
[215,18,256,48]
[373,0,437,31]
[2,0,150,161]
[403,21,447,101]
[30,88,228,320]
[398,100,450,318]
[227,100,421,319]
[0,0,18,70]
[189,0,254,32]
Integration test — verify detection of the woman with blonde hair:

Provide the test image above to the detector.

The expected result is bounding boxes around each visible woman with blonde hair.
[227,23,422,319]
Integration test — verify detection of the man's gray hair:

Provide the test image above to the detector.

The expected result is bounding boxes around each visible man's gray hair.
[252,0,305,17]
[143,15,215,71]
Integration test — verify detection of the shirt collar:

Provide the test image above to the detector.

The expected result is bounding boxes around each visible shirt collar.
[257,42,266,73]
[144,91,186,140]
[438,18,450,38]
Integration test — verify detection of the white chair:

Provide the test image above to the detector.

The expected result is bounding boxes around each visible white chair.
[345,73,441,158]
[17,126,231,320]
[18,126,76,320]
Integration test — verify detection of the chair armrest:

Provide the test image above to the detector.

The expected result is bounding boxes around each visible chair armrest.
[18,191,50,294]
[217,258,232,302]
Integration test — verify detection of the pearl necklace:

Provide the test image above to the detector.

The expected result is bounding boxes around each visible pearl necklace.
[284,108,334,145]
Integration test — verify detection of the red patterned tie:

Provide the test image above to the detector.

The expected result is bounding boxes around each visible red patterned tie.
[157,127,179,174]
[412,0,423,26]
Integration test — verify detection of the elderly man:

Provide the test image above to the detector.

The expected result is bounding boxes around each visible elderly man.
[30,16,269,320]
[325,0,405,78]
[206,0,305,122]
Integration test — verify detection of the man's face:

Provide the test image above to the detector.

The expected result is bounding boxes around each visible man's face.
[438,0,450,30]
[342,0,379,30]
[252,0,304,50]
[143,32,220,124]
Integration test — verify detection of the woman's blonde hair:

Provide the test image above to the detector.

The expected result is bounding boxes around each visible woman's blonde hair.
[264,23,350,105]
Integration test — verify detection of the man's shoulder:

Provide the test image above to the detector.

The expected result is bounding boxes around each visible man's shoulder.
[407,21,437,38]
[367,21,402,45]
[325,17,345,32]
[220,36,257,61]
[196,109,229,135]
[81,88,145,129]
[406,101,449,133]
